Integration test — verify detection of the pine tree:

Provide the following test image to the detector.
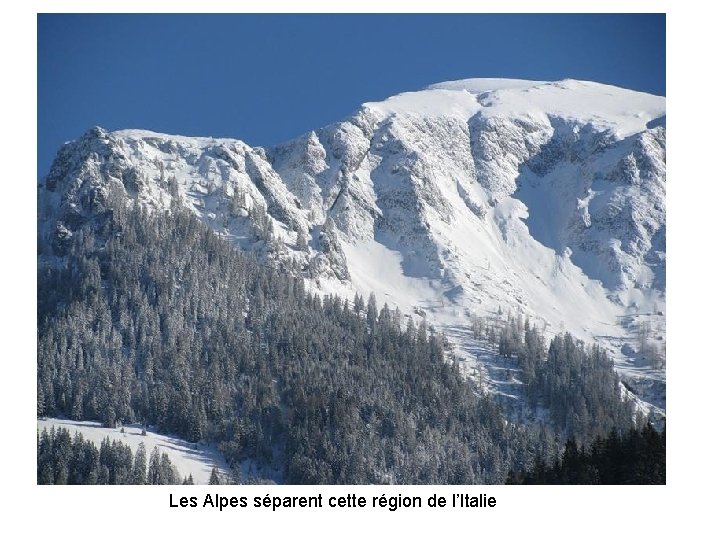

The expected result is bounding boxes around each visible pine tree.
[366,293,378,330]
[38,200,652,485]
[159,452,178,484]
[353,292,364,314]
[147,447,161,485]
[132,442,147,484]
[37,385,45,417]
[209,466,221,485]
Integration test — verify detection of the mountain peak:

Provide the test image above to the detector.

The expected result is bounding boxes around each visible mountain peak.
[426,77,547,93]
[362,77,665,138]
[40,76,666,420]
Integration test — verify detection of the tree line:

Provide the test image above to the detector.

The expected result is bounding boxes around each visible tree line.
[37,195,655,483]
[507,422,665,484]
[37,426,191,485]
[471,311,638,446]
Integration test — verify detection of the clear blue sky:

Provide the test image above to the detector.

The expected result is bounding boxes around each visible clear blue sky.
[38,14,665,178]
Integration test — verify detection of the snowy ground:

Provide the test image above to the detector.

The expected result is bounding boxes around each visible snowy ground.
[37,418,229,484]
[40,77,666,447]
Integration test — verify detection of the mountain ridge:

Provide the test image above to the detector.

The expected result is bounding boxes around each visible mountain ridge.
[38,78,666,420]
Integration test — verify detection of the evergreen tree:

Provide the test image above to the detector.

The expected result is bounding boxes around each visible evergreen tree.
[147,447,161,485]
[36,427,180,485]
[159,453,179,484]
[209,466,221,485]
[132,442,147,485]
[36,201,654,485]
[507,423,665,485]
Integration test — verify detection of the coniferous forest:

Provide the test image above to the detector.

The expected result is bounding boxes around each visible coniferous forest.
[37,426,190,485]
[37,200,662,484]
[506,423,666,484]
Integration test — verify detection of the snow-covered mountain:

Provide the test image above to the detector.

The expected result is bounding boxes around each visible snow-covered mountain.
[38,78,666,418]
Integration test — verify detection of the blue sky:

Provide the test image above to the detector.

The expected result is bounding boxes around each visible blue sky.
[38,14,665,177]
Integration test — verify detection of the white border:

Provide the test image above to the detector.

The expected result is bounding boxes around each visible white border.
[3,1,717,538]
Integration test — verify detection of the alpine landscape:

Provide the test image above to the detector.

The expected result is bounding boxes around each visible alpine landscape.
[37,77,666,485]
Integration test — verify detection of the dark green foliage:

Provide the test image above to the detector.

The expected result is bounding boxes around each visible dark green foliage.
[145,445,181,485]
[147,447,161,485]
[37,205,548,484]
[507,422,665,484]
[36,427,180,485]
[131,442,147,485]
[209,466,221,485]
[532,334,636,444]
[37,199,650,484]
[483,314,636,446]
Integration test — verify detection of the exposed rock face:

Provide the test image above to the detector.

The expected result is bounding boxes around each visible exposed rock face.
[38,78,666,416]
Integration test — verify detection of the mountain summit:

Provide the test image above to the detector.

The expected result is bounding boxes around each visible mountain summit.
[39,78,666,418]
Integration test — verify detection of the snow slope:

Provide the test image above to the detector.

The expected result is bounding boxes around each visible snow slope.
[37,418,229,484]
[39,78,666,419]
